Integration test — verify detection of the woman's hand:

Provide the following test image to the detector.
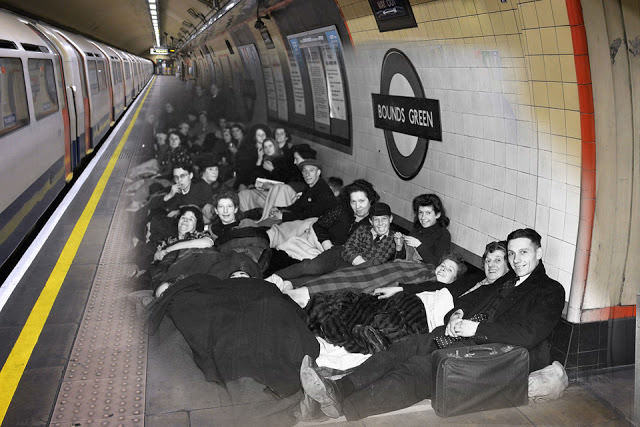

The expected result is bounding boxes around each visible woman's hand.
[393,232,404,249]
[154,248,168,261]
[262,159,274,172]
[373,286,403,299]
[404,235,422,248]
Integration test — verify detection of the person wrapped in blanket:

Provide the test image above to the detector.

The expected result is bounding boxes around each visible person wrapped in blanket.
[393,193,451,266]
[148,205,213,295]
[147,258,319,399]
[267,179,379,276]
[304,252,473,354]
[274,202,400,286]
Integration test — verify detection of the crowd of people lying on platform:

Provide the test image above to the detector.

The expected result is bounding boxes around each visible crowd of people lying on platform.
[126,87,567,422]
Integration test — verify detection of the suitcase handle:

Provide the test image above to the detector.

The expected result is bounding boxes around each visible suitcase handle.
[466,347,498,356]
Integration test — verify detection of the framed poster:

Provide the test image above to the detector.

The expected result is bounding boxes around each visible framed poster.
[286,25,350,142]
[368,0,417,32]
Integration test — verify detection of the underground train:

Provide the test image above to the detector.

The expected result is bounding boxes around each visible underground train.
[0,9,153,270]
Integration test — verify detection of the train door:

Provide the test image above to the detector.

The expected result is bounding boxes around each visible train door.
[121,55,133,105]
[25,22,75,180]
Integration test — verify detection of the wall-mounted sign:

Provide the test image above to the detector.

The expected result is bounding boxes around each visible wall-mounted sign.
[260,27,275,49]
[372,94,441,140]
[373,48,441,180]
[368,0,417,32]
[150,47,169,55]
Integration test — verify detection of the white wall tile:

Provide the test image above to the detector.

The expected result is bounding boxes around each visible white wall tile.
[516,171,530,198]
[506,143,518,169]
[538,150,552,179]
[548,208,565,239]
[566,164,580,187]
[545,236,576,273]
[551,160,567,183]
[535,204,550,235]
[505,169,518,195]
[494,142,506,167]
[503,193,516,219]
[550,180,567,211]
[564,213,579,243]
[566,185,580,216]
[517,146,530,172]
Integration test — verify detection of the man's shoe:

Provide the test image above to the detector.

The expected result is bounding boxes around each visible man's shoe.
[299,355,342,418]
[295,391,326,421]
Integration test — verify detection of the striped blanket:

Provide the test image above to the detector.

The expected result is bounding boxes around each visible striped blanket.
[302,260,435,294]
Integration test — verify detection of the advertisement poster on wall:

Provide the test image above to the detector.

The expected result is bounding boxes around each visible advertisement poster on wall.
[304,46,331,132]
[287,25,349,138]
[286,44,306,115]
[322,29,347,121]
[270,52,289,121]
[262,59,278,115]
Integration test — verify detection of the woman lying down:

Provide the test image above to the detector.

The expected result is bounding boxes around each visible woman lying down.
[283,242,510,356]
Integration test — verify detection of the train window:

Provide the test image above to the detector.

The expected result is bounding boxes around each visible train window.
[88,59,99,94]
[21,43,49,53]
[0,57,30,136]
[96,60,107,89]
[0,40,18,50]
[124,61,130,79]
[27,58,59,120]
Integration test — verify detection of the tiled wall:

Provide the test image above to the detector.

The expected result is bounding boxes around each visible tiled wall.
[551,317,635,381]
[293,0,583,296]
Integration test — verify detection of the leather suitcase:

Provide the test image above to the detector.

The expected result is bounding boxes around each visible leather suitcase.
[431,343,529,417]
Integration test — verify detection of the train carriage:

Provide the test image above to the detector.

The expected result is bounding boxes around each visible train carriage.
[91,41,125,122]
[0,10,67,268]
[55,30,112,148]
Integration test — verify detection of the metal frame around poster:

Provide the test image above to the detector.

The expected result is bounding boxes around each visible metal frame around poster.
[285,25,351,151]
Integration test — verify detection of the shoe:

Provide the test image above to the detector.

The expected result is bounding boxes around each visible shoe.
[295,391,326,421]
[361,325,390,353]
[299,355,342,418]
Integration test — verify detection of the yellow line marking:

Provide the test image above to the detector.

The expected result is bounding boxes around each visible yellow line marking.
[0,76,155,423]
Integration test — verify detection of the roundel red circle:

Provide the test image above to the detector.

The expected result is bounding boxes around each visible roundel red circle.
[380,49,429,180]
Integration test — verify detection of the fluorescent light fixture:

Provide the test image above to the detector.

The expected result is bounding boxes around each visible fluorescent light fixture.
[182,0,240,47]
[149,4,156,10]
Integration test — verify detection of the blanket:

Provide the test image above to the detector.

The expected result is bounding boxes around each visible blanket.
[267,217,323,261]
[148,274,319,398]
[305,290,430,353]
[301,260,435,294]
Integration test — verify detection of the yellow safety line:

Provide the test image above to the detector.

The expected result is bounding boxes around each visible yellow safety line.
[0,77,155,423]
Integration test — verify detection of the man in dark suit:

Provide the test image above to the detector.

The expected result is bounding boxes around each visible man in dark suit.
[299,228,565,420]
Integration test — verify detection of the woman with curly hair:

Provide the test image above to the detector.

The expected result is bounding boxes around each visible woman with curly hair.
[394,193,451,266]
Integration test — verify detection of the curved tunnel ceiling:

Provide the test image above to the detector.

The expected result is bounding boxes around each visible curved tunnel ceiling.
[0,0,274,56]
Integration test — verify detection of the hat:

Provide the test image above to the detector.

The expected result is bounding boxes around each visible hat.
[298,158,322,170]
[370,202,392,217]
[197,154,220,169]
[292,143,317,160]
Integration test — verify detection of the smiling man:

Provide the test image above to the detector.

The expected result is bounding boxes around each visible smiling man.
[269,158,337,222]
[299,228,565,421]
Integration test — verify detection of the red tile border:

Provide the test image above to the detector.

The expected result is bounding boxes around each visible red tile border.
[566,0,597,323]
[578,84,594,113]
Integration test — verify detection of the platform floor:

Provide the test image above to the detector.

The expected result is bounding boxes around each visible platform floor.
[0,76,635,426]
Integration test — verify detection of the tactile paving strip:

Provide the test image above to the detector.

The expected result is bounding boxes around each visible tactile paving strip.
[50,113,152,427]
